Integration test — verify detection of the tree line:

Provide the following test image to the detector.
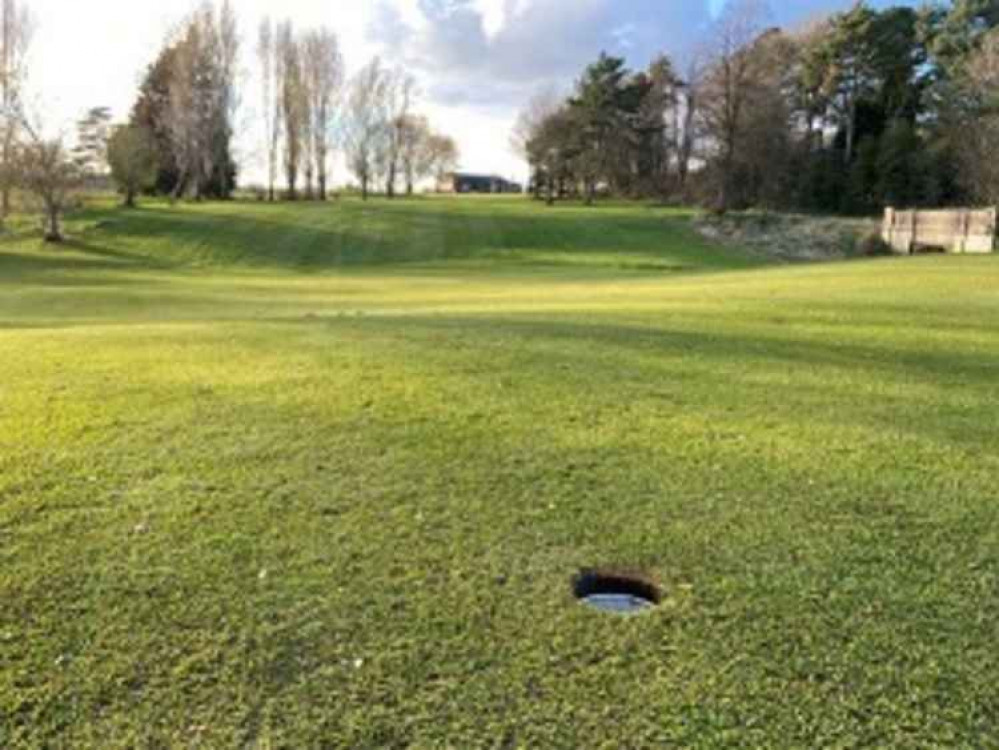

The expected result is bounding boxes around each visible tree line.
[515,0,999,214]
[126,4,461,204]
[339,57,459,201]
[0,0,463,243]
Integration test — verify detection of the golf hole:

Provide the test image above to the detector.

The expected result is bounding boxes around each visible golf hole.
[573,569,661,614]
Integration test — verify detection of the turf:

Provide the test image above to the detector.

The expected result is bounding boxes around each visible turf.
[2,196,998,747]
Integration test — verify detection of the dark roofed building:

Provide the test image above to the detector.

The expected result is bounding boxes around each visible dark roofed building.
[438,173,523,195]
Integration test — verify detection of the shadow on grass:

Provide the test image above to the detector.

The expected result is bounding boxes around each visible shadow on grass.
[334,313,997,388]
[0,239,175,287]
[306,312,997,455]
[60,238,179,269]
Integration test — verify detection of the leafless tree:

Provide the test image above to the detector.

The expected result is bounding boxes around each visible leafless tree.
[276,20,305,199]
[527,105,576,205]
[214,0,239,199]
[426,133,460,190]
[676,55,704,195]
[379,69,416,198]
[271,22,287,201]
[398,114,431,196]
[731,29,799,209]
[302,28,343,201]
[952,28,999,204]
[10,114,83,242]
[166,3,239,201]
[0,0,32,221]
[698,0,772,211]
[258,17,278,200]
[345,58,389,200]
[166,13,205,200]
[510,87,561,198]
[300,49,315,200]
[510,88,561,159]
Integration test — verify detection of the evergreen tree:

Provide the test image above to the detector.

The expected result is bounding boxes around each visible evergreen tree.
[848,135,880,214]
[877,119,923,207]
[570,53,631,204]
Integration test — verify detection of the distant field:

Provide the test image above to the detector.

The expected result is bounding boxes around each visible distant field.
[2,196,998,746]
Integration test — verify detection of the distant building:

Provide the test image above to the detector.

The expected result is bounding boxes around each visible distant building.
[437,173,523,195]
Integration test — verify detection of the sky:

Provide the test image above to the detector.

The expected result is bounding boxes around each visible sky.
[26,0,916,186]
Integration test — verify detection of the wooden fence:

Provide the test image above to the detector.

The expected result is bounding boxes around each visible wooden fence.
[882,207,997,254]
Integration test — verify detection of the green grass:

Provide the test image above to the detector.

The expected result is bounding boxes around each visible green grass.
[2,196,998,747]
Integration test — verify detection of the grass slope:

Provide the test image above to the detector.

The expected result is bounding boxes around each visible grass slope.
[2,197,998,747]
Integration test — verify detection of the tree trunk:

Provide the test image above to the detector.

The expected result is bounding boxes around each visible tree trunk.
[1,135,12,220]
[44,204,63,243]
[125,189,137,209]
[362,176,369,201]
[318,155,327,201]
[845,88,858,165]
[170,173,187,204]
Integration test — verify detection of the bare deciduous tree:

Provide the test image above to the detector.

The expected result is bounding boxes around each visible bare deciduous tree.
[258,17,278,201]
[166,3,239,201]
[382,70,416,198]
[302,28,343,201]
[952,28,999,204]
[426,133,460,190]
[276,20,305,199]
[528,106,576,205]
[214,0,239,199]
[698,0,772,211]
[12,116,82,242]
[511,87,561,199]
[300,53,315,200]
[0,0,31,222]
[398,114,431,196]
[676,55,704,195]
[345,58,389,200]
[166,14,204,200]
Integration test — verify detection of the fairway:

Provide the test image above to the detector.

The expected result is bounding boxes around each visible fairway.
[2,197,998,746]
